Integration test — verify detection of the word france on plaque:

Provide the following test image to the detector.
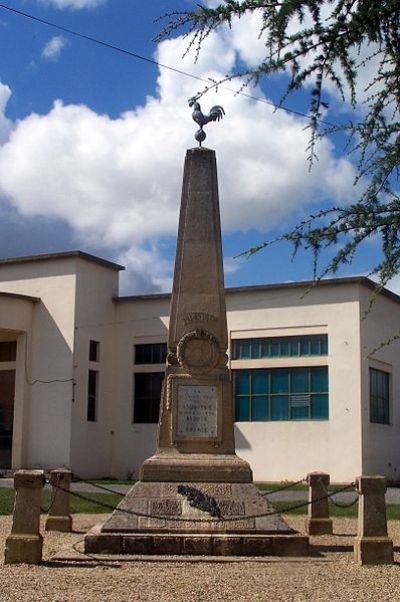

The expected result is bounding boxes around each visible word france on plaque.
[176,385,218,439]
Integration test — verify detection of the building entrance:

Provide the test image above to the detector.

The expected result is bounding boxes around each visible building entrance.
[0,370,15,469]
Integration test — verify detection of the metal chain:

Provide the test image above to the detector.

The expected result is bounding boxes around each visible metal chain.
[51,480,356,524]
[318,477,359,509]
[40,479,58,514]
[260,478,305,496]
[72,474,126,497]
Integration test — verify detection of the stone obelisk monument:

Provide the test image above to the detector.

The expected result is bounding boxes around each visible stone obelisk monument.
[85,106,308,556]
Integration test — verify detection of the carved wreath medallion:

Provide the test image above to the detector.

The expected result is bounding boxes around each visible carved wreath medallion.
[177,329,220,375]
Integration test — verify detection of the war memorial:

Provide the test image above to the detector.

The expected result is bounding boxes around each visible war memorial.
[84,107,309,556]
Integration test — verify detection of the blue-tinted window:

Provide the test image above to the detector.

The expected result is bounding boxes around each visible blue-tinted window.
[251,396,268,421]
[232,335,328,359]
[235,396,250,421]
[370,368,390,425]
[271,395,289,420]
[234,367,328,422]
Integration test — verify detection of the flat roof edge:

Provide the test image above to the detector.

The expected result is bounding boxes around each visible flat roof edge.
[0,292,40,303]
[0,251,125,271]
[114,276,400,305]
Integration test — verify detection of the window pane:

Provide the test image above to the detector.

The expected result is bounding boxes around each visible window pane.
[135,343,166,364]
[239,341,251,359]
[252,371,268,395]
[370,368,390,425]
[135,373,152,397]
[311,367,328,392]
[290,340,300,356]
[279,339,289,357]
[87,370,98,422]
[89,340,99,362]
[310,337,320,355]
[320,335,328,355]
[260,340,270,357]
[235,397,250,421]
[0,342,17,362]
[251,396,269,421]
[235,372,250,395]
[300,338,310,355]
[251,339,261,359]
[291,405,309,420]
[270,340,280,357]
[271,370,289,393]
[291,369,309,393]
[134,372,163,423]
[311,394,329,419]
[271,395,289,420]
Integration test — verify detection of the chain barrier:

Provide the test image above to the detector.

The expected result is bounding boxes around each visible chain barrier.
[51,480,356,524]
[72,474,126,497]
[40,478,58,514]
[260,478,305,496]
[318,477,359,509]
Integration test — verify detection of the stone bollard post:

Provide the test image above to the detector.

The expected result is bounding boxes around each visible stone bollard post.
[45,469,73,532]
[4,469,45,564]
[354,475,393,565]
[305,472,333,535]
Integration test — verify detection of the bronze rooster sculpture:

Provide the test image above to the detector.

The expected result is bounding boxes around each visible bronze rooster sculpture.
[189,101,225,146]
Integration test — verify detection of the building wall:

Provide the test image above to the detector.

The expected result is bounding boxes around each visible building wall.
[359,286,400,480]
[114,282,364,482]
[112,297,169,479]
[228,283,362,482]
[0,260,77,469]
[69,259,120,477]
[1,255,399,483]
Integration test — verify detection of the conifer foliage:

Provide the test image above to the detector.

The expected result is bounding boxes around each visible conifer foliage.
[158,1,400,290]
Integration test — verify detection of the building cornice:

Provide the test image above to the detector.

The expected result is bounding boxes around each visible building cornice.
[114,276,400,306]
[0,291,40,303]
[0,251,124,272]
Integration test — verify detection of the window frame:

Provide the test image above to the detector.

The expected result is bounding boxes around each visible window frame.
[232,334,328,360]
[369,367,391,425]
[89,340,100,362]
[134,343,167,365]
[133,371,164,424]
[87,369,98,422]
[234,366,329,422]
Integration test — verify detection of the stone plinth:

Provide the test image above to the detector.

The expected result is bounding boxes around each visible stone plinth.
[45,469,73,532]
[4,470,45,564]
[85,481,308,556]
[305,472,333,535]
[354,475,393,565]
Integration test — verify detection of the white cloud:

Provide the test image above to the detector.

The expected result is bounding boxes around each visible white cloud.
[0,30,356,292]
[42,36,68,61]
[0,83,12,144]
[38,0,106,9]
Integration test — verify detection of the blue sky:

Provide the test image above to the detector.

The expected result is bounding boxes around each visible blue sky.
[0,0,391,294]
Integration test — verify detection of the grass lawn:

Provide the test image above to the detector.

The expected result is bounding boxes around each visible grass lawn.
[0,486,398,520]
[0,489,123,515]
[272,500,400,520]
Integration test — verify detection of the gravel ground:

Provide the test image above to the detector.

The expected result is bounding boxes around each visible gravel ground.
[0,514,399,601]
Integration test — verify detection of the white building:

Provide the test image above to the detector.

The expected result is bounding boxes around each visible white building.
[0,250,399,482]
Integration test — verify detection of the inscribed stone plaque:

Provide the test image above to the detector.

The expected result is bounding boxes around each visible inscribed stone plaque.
[176,385,217,438]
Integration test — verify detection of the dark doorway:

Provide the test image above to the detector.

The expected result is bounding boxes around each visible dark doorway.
[0,370,15,469]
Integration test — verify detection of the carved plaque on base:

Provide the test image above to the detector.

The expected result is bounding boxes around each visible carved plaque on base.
[176,385,218,439]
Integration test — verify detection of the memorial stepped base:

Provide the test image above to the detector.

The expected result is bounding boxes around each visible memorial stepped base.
[84,481,309,556]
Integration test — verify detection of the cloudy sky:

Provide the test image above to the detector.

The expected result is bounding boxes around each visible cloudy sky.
[0,0,390,294]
